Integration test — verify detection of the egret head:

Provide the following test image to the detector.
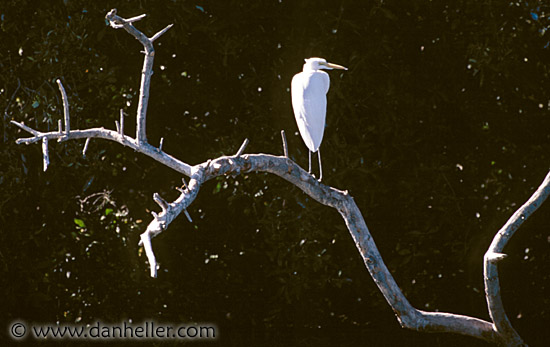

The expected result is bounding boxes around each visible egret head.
[303,57,348,71]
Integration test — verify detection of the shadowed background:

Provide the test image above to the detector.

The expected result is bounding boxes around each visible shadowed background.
[1,0,549,346]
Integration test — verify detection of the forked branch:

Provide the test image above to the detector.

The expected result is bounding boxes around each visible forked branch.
[11,9,547,346]
[105,8,173,144]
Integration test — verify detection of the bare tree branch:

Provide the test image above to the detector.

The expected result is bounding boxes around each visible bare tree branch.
[11,120,39,136]
[56,79,70,137]
[10,121,193,176]
[104,8,173,144]
[144,152,503,342]
[125,14,146,24]
[483,170,550,345]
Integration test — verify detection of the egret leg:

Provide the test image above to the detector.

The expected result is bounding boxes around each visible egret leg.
[308,150,312,174]
[318,148,323,182]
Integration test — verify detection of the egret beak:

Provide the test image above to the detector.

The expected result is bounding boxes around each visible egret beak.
[323,62,348,70]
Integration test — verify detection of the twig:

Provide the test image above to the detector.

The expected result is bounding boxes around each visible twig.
[235,138,249,157]
[119,109,125,136]
[56,79,70,136]
[158,137,164,153]
[281,130,288,157]
[42,137,49,172]
[151,24,173,42]
[126,13,146,23]
[82,138,91,158]
[183,209,193,223]
[11,120,39,137]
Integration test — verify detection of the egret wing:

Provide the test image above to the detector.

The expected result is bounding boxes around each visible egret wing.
[291,71,330,152]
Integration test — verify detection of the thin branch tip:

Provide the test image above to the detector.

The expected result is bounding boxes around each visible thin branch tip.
[184,209,193,223]
[56,79,70,134]
[236,138,249,157]
[126,14,147,23]
[158,137,164,152]
[82,138,91,158]
[119,109,125,136]
[42,137,50,171]
[281,130,289,157]
[151,24,174,42]
[11,120,39,136]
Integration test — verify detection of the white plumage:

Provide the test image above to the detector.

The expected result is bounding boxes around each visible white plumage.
[291,57,347,181]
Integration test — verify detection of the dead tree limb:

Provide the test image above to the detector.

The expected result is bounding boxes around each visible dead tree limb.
[11,9,548,345]
[105,8,172,144]
[483,170,550,346]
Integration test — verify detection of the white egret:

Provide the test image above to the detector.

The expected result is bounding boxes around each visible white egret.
[291,57,347,181]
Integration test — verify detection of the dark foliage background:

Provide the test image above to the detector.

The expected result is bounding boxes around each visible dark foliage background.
[1,0,549,346]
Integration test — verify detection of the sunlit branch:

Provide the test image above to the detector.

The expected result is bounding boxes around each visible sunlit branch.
[11,120,39,137]
[11,123,193,176]
[139,164,205,277]
[56,79,70,137]
[105,8,173,144]
[125,13,146,24]
[483,170,550,345]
